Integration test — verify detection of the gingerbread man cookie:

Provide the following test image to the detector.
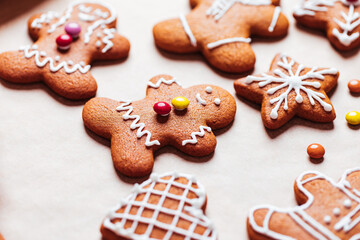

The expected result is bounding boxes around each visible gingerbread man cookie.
[234,54,339,129]
[82,75,236,177]
[153,0,289,73]
[0,1,130,100]
[294,0,360,51]
[101,172,217,240]
[248,168,360,240]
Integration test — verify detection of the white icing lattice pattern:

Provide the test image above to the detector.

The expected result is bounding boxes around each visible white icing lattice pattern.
[103,172,217,240]
[246,56,338,120]
[19,45,91,74]
[249,168,360,240]
[116,101,160,147]
[333,4,360,46]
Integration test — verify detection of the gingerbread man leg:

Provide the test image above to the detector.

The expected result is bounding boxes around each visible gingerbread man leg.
[153,19,199,53]
[0,51,42,84]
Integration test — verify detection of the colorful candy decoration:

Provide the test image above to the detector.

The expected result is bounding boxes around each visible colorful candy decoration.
[346,111,360,125]
[56,34,73,50]
[65,22,81,38]
[171,96,189,110]
[348,79,360,93]
[153,101,171,116]
[307,143,325,159]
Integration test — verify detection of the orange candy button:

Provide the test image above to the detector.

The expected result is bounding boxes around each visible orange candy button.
[307,143,325,159]
[348,79,360,93]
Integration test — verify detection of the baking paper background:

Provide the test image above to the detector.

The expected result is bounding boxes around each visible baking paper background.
[0,0,359,239]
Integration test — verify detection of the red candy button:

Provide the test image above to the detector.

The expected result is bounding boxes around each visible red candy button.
[153,102,171,116]
[56,34,73,50]
[348,79,360,93]
[307,143,325,159]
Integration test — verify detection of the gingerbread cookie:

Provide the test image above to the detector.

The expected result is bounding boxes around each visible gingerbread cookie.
[82,75,236,177]
[101,172,217,240]
[234,54,339,129]
[248,168,360,240]
[0,1,130,100]
[294,0,360,51]
[153,0,289,73]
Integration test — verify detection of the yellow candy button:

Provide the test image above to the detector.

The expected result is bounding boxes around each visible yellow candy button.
[171,96,189,110]
[345,111,360,125]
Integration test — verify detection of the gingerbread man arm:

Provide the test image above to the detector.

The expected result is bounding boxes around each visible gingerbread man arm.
[91,32,130,61]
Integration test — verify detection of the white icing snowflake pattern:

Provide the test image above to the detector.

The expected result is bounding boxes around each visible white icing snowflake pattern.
[333,4,360,46]
[245,56,338,120]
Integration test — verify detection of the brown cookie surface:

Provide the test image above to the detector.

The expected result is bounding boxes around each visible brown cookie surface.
[293,0,360,51]
[234,54,339,129]
[248,168,360,240]
[0,2,130,100]
[153,0,289,73]
[101,172,217,240]
[82,74,236,177]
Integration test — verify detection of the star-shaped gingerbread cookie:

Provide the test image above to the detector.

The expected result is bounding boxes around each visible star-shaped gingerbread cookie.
[0,2,130,100]
[153,0,289,73]
[82,75,236,177]
[234,54,339,129]
[294,0,360,51]
[248,168,360,239]
[101,172,217,240]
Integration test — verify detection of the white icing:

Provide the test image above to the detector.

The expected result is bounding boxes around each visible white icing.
[19,45,91,74]
[97,32,102,38]
[67,60,74,66]
[79,4,92,13]
[344,199,352,208]
[96,40,101,48]
[39,51,46,57]
[207,37,251,49]
[80,61,85,66]
[249,168,360,240]
[333,4,360,46]
[101,28,116,53]
[333,207,341,216]
[293,0,336,16]
[31,11,59,29]
[206,0,272,21]
[179,14,197,47]
[147,77,181,89]
[182,126,212,146]
[268,6,281,32]
[103,172,217,240]
[78,12,96,21]
[246,55,337,120]
[116,101,160,147]
[32,44,38,50]
[324,215,331,224]
[214,98,221,105]
[55,56,60,62]
[196,93,207,106]
[205,86,213,93]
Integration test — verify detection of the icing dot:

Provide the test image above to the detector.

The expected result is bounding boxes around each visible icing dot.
[324,215,331,224]
[150,173,159,181]
[97,32,102,38]
[80,61,85,66]
[32,44,38,50]
[205,86,213,94]
[67,60,74,66]
[39,51,46,57]
[333,208,340,216]
[153,101,171,116]
[346,111,360,125]
[171,96,190,110]
[214,98,221,106]
[307,143,325,159]
[348,79,360,93]
[344,199,352,208]
[54,56,60,62]
[96,40,102,48]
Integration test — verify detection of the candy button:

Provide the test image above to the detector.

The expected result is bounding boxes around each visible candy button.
[307,143,325,159]
[56,34,73,50]
[153,102,171,116]
[65,22,81,38]
[348,80,360,93]
[345,111,360,125]
[171,96,189,110]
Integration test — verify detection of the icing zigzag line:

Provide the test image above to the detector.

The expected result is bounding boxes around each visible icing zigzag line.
[19,45,91,74]
[147,77,182,89]
[182,126,212,146]
[102,28,116,53]
[116,101,160,147]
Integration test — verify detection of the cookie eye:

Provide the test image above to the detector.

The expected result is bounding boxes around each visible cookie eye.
[205,86,213,94]
[214,98,221,106]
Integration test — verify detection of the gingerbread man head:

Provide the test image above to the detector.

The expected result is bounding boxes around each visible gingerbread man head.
[82,75,236,177]
[248,168,360,239]
[294,0,360,51]
[0,1,130,100]
[101,172,217,240]
[153,0,289,73]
